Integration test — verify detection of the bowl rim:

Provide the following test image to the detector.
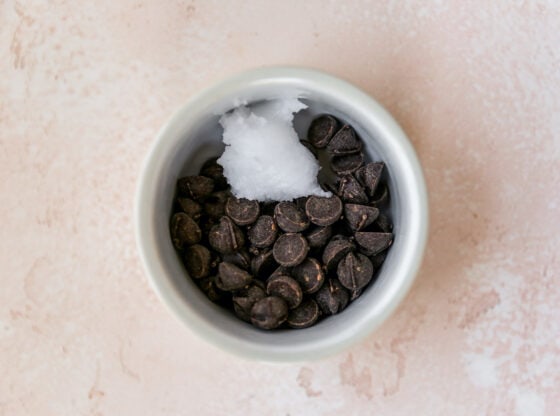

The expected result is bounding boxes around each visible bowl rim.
[134,66,429,361]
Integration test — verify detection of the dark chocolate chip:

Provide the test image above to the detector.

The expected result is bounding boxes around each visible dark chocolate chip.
[184,244,211,279]
[274,201,310,233]
[344,204,380,231]
[331,152,364,175]
[251,249,278,279]
[370,252,387,270]
[305,195,343,227]
[314,279,349,315]
[198,276,228,304]
[322,235,355,271]
[250,296,289,329]
[200,157,228,190]
[272,233,309,267]
[337,252,374,292]
[170,213,201,249]
[305,225,332,248]
[266,274,303,309]
[287,299,320,329]
[232,283,266,322]
[222,249,251,270]
[327,125,362,155]
[225,196,260,226]
[208,216,245,254]
[370,183,389,206]
[292,257,325,294]
[215,262,253,291]
[177,198,202,221]
[337,175,368,204]
[355,162,384,197]
[177,176,214,200]
[308,115,338,149]
[248,215,278,248]
[203,190,230,219]
[373,213,393,233]
[354,232,393,256]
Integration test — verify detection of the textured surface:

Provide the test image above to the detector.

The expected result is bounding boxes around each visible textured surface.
[2,1,560,415]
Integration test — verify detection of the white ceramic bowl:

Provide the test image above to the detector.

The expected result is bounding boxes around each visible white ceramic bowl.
[135,67,428,361]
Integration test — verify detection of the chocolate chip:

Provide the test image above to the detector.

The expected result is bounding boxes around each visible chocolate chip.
[374,213,393,233]
[273,233,309,267]
[215,262,253,291]
[177,175,214,200]
[177,198,202,221]
[322,236,355,271]
[308,115,338,149]
[337,252,374,292]
[200,157,228,190]
[370,252,387,270]
[305,225,332,248]
[247,215,278,248]
[208,216,245,254]
[287,299,320,329]
[344,204,379,231]
[184,244,211,279]
[327,125,362,155]
[233,283,266,322]
[305,195,343,227]
[292,257,324,294]
[170,213,201,249]
[250,296,289,329]
[204,190,230,219]
[251,249,278,279]
[222,249,251,270]
[370,183,389,206]
[314,279,349,315]
[354,232,393,256]
[331,152,364,175]
[274,201,309,233]
[337,174,368,204]
[225,196,260,226]
[266,274,303,309]
[355,162,384,197]
[199,276,228,304]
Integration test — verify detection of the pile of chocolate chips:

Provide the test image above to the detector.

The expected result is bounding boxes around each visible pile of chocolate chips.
[169,115,393,330]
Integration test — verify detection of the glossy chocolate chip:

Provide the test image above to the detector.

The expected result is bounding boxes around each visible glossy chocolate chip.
[225,196,260,226]
[184,244,211,279]
[314,279,349,315]
[250,249,278,279]
[208,216,245,254]
[247,215,278,248]
[177,175,214,200]
[327,125,362,155]
[215,262,253,291]
[337,175,368,204]
[331,152,364,175]
[292,257,325,294]
[222,249,251,270]
[354,232,393,256]
[308,115,338,149]
[177,198,202,221]
[232,283,266,322]
[274,201,310,233]
[355,162,384,197]
[337,252,374,292]
[170,213,201,249]
[305,225,332,248]
[322,236,355,271]
[266,274,303,309]
[344,204,379,231]
[287,299,320,329]
[250,296,289,329]
[272,233,309,267]
[305,195,343,227]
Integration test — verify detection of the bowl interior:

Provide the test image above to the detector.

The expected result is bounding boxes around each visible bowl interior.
[138,69,426,360]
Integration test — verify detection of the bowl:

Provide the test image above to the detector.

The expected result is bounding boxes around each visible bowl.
[135,66,428,361]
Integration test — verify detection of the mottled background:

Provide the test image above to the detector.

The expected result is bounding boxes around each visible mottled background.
[1,1,559,415]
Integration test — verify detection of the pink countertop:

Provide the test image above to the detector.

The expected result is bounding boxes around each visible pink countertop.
[2,1,559,415]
